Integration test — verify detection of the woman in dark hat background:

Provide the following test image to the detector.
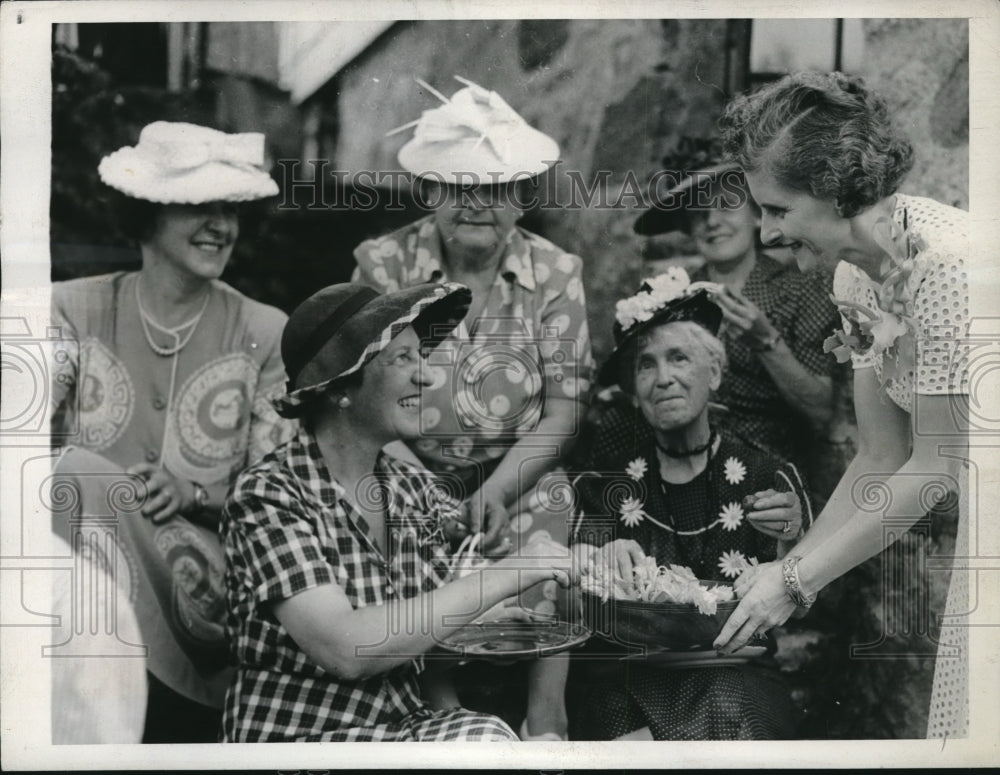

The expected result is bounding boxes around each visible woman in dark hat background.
[220,282,573,742]
[635,142,841,496]
[568,269,809,740]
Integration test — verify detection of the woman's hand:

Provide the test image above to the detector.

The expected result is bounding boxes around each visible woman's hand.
[713,561,796,654]
[589,539,645,585]
[733,562,763,599]
[467,488,512,555]
[497,536,573,588]
[713,286,780,350]
[743,489,802,540]
[126,463,195,523]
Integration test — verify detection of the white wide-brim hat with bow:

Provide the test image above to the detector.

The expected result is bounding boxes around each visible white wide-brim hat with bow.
[98,121,280,204]
[395,76,560,184]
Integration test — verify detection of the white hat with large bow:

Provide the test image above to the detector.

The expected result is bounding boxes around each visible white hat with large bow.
[98,121,279,203]
[394,76,560,184]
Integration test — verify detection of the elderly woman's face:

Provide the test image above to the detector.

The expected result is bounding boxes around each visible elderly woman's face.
[425,180,524,255]
[344,325,432,443]
[145,202,239,281]
[745,170,850,272]
[633,323,720,433]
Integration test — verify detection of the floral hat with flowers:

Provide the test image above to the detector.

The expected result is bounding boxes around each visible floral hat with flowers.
[598,266,724,386]
[389,75,560,184]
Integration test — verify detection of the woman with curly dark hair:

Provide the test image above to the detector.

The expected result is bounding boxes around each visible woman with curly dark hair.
[711,72,969,740]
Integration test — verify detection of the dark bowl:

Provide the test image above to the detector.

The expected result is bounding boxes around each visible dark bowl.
[581,586,738,651]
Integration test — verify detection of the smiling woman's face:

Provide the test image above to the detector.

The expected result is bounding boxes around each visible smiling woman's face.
[144,202,239,281]
[344,325,431,443]
[745,169,850,272]
[425,180,524,256]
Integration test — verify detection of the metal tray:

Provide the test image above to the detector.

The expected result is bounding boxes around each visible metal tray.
[439,620,591,662]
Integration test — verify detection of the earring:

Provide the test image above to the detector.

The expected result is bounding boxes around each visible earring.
[337,395,351,409]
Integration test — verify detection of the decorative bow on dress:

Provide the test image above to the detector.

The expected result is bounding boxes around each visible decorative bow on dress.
[824,212,925,390]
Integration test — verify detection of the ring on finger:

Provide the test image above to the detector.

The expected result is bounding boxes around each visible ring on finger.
[782,521,791,533]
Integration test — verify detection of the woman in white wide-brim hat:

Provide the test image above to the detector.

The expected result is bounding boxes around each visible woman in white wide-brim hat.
[353,76,593,740]
[50,121,294,742]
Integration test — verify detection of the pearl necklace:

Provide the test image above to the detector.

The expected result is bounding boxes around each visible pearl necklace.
[135,279,211,357]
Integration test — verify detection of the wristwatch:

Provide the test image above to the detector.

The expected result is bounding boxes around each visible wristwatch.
[751,330,782,353]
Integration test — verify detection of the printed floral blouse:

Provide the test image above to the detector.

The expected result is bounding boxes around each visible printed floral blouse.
[353,216,594,474]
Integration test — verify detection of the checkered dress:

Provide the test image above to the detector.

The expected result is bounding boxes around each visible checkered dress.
[691,255,839,463]
[220,429,516,742]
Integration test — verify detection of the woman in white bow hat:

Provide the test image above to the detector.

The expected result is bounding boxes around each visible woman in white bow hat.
[353,77,593,740]
[50,121,295,742]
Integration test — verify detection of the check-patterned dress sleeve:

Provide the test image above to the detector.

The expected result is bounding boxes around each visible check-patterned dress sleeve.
[220,433,516,742]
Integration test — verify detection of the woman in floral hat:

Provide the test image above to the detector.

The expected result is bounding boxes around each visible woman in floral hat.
[569,269,810,740]
[634,140,841,488]
[220,282,572,742]
[711,72,969,740]
[353,76,592,740]
[50,121,295,742]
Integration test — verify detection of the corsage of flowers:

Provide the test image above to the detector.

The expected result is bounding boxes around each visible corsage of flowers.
[823,215,924,389]
[614,266,720,332]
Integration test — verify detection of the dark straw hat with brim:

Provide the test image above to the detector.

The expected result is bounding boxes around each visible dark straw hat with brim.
[599,268,723,387]
[633,159,743,236]
[274,282,471,418]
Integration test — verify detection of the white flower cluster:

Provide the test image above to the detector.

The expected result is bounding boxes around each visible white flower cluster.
[614,266,692,332]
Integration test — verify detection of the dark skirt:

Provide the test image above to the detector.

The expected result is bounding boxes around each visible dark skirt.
[570,658,797,740]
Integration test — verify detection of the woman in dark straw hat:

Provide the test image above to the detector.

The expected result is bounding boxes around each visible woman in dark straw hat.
[711,71,969,740]
[568,269,809,740]
[50,121,294,742]
[634,140,841,484]
[220,282,573,742]
[353,76,592,740]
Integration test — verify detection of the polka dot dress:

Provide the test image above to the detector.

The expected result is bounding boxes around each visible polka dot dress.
[832,194,970,412]
[833,194,969,738]
[574,660,795,740]
[927,483,970,739]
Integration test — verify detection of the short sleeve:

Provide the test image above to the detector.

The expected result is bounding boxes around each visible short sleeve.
[911,251,969,398]
[535,248,594,403]
[223,476,335,607]
[788,269,839,377]
[832,260,876,370]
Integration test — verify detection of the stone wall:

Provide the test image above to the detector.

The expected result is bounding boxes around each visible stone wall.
[859,19,968,209]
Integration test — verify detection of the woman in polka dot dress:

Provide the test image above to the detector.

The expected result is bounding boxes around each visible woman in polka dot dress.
[713,72,970,739]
